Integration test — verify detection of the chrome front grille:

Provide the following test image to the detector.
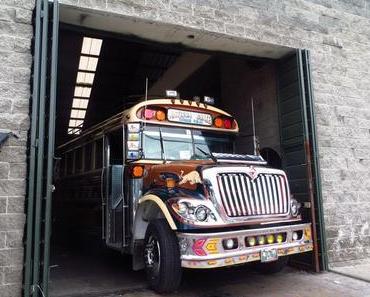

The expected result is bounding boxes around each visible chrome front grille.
[216,173,289,217]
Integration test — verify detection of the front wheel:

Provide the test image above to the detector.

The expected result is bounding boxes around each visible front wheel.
[254,256,289,274]
[144,219,182,293]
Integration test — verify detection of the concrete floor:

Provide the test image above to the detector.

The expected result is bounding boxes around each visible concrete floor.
[49,247,370,297]
[330,259,370,283]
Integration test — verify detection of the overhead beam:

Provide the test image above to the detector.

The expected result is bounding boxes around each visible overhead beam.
[148,52,211,96]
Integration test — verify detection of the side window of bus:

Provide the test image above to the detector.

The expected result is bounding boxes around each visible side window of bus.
[95,138,103,169]
[109,129,123,165]
[84,142,93,172]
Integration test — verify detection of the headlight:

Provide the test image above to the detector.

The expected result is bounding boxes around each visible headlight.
[195,206,208,221]
[290,198,300,217]
[170,199,218,224]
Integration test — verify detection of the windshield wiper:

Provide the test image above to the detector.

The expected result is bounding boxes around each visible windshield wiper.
[196,146,217,163]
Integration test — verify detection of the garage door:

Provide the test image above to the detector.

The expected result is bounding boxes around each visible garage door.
[278,50,327,272]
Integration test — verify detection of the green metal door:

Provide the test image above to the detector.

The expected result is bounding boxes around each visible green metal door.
[23,1,59,296]
[277,50,327,272]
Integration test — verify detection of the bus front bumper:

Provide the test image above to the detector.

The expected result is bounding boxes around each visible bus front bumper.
[177,223,313,269]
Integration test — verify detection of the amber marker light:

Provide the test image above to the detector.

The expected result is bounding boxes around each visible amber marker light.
[132,165,144,178]
[214,117,223,128]
[165,178,176,189]
[156,110,166,121]
[304,227,312,241]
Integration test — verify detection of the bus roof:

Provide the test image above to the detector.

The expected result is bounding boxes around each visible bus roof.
[58,98,239,150]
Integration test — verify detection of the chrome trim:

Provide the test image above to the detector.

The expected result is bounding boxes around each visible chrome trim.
[179,223,309,238]
[203,167,291,222]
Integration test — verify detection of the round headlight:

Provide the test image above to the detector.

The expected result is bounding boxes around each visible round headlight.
[178,202,188,214]
[290,199,299,216]
[195,206,208,221]
[292,231,299,241]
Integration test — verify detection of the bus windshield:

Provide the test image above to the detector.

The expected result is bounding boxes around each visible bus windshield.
[142,126,234,161]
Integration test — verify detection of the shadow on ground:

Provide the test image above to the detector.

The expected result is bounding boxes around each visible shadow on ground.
[49,245,370,297]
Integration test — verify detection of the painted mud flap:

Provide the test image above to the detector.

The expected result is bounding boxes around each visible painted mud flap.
[177,223,313,269]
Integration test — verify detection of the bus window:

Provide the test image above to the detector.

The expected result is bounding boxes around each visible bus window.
[142,126,162,159]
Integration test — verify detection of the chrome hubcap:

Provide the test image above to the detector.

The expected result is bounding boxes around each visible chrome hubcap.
[144,235,160,277]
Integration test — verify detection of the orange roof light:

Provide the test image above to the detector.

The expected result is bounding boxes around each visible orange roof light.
[156,110,166,121]
[214,117,223,128]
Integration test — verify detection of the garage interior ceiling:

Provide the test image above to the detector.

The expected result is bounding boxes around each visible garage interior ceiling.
[59,4,292,59]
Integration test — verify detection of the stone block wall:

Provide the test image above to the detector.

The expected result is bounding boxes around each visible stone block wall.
[60,0,370,265]
[0,0,33,296]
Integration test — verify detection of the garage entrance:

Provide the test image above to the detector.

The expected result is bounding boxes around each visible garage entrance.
[24,1,327,296]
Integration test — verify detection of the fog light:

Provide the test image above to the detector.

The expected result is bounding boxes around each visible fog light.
[266,234,274,244]
[276,234,284,243]
[247,237,256,247]
[292,231,299,241]
[257,235,265,245]
[223,238,238,250]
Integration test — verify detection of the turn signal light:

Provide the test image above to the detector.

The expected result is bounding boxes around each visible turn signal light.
[131,165,144,178]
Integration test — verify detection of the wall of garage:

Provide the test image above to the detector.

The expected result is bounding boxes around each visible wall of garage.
[0,0,34,296]
[57,0,370,266]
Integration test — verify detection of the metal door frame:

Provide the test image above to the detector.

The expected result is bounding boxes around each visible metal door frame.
[23,1,59,296]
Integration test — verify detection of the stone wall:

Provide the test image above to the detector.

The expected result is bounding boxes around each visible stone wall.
[59,0,370,266]
[0,0,33,296]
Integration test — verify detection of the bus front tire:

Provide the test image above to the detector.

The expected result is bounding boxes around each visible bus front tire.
[144,219,182,293]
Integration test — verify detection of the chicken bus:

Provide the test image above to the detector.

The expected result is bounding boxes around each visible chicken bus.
[55,94,313,293]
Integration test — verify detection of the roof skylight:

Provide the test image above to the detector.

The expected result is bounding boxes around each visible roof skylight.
[67,36,103,135]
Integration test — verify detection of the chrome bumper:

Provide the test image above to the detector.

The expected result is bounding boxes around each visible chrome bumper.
[177,223,313,269]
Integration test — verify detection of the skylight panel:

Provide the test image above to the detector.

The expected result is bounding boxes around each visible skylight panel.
[79,56,98,71]
[81,37,103,56]
[69,119,83,127]
[76,71,95,85]
[74,86,92,98]
[72,98,89,109]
